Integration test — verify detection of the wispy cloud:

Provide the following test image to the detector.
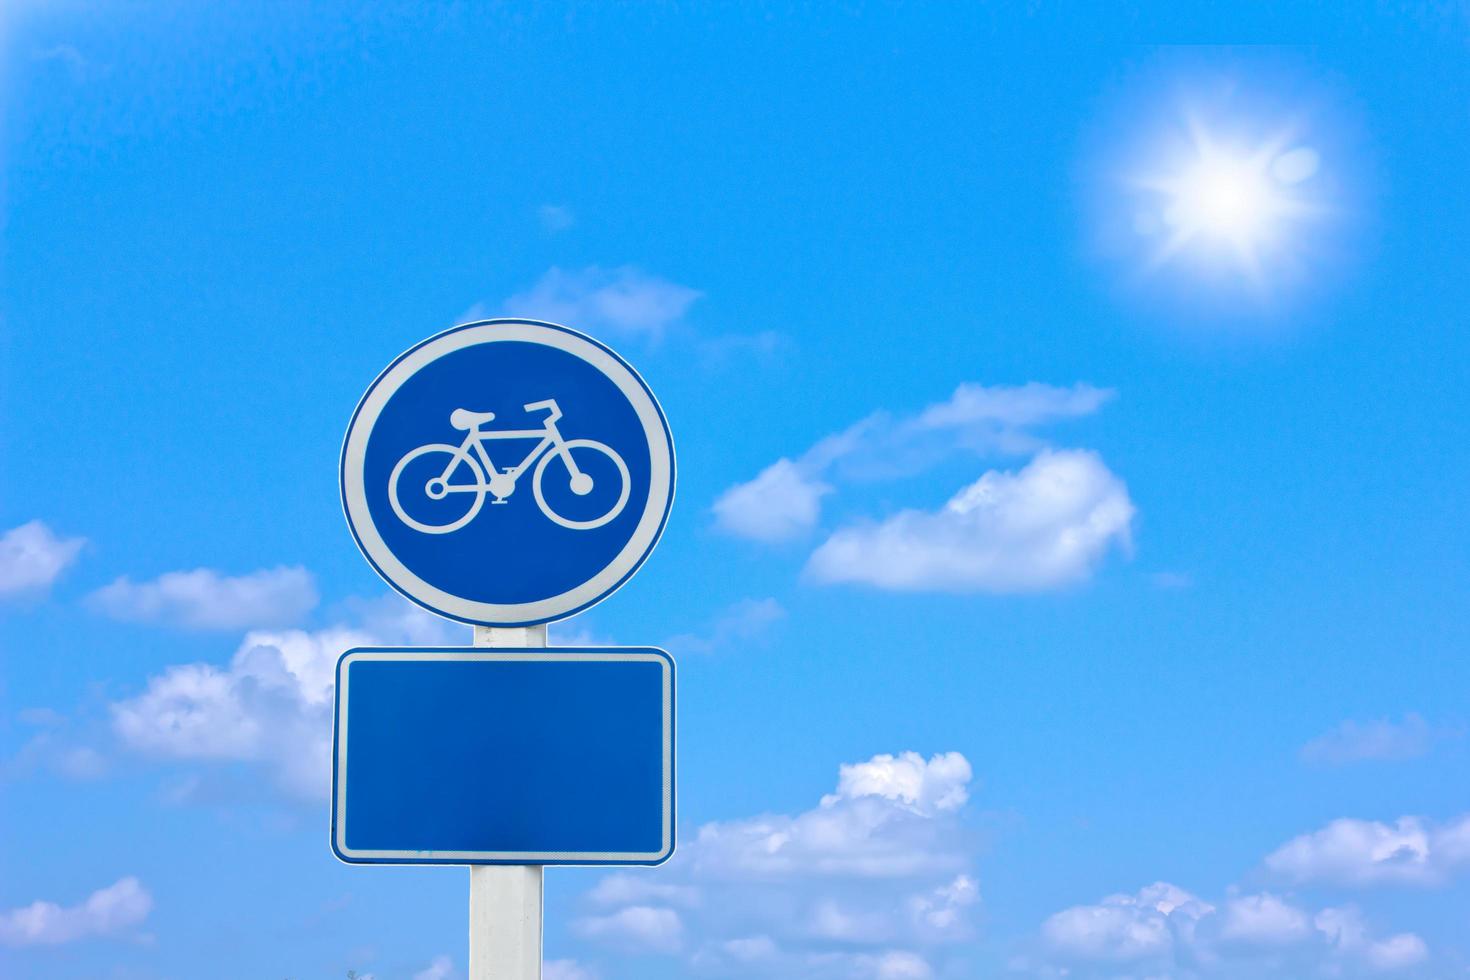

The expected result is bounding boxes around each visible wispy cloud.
[807,450,1135,593]
[33,44,90,81]
[1300,713,1458,766]
[0,877,152,947]
[87,565,319,630]
[0,520,86,597]
[498,265,702,341]
[712,382,1116,545]
[574,905,685,954]
[664,597,785,655]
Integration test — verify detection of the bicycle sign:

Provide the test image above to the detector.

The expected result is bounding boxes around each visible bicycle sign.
[341,319,675,627]
[390,399,630,534]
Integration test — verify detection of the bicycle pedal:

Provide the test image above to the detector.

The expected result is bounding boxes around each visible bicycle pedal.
[490,499,510,505]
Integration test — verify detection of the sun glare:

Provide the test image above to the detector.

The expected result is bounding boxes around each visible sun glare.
[1130,117,1323,286]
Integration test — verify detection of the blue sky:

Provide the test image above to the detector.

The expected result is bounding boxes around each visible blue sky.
[3,3,1469,979]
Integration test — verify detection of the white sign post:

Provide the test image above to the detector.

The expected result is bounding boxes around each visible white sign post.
[469,624,547,980]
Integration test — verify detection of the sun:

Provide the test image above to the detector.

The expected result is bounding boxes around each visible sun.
[1132,118,1322,284]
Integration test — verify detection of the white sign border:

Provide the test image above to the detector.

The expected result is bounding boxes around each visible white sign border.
[341,319,675,626]
[331,647,675,866]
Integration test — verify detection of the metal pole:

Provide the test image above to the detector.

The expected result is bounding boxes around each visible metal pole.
[469,624,547,980]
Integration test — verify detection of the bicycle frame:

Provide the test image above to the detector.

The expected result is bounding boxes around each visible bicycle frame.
[439,400,583,494]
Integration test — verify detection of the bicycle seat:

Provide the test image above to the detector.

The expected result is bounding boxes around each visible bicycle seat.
[449,408,496,430]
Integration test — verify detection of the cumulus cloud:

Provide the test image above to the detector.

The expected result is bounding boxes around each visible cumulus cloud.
[713,382,1115,545]
[0,520,85,597]
[806,450,1134,593]
[664,597,785,656]
[1218,892,1312,946]
[575,751,978,978]
[109,595,454,799]
[829,751,972,815]
[1300,714,1456,766]
[499,265,701,340]
[1033,883,1427,977]
[1041,882,1207,963]
[690,751,972,879]
[1315,907,1430,972]
[0,877,152,946]
[1264,813,1470,887]
[712,459,832,542]
[88,565,318,630]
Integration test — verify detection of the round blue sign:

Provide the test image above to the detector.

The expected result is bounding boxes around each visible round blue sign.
[341,320,675,626]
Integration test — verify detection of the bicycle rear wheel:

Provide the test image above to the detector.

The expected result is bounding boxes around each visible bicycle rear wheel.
[532,439,630,530]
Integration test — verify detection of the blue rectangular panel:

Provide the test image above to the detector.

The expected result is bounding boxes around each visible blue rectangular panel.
[331,647,674,865]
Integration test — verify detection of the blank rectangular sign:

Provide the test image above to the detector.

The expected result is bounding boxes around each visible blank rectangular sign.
[331,647,674,865]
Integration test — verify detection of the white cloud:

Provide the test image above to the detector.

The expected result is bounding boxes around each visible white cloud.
[544,960,598,980]
[720,935,778,961]
[576,751,978,978]
[690,751,972,879]
[500,265,701,340]
[713,382,1116,544]
[1041,882,1208,963]
[573,906,684,954]
[1363,933,1430,971]
[907,875,978,935]
[806,450,1134,593]
[712,459,832,542]
[412,954,454,980]
[1315,907,1429,972]
[1218,892,1312,946]
[6,733,107,781]
[1264,813,1470,887]
[829,751,972,816]
[0,520,85,597]
[914,381,1113,431]
[1300,713,1455,765]
[1033,883,1427,977]
[586,874,700,909]
[88,565,318,630]
[110,595,453,799]
[664,597,785,655]
[0,877,152,947]
[868,950,934,979]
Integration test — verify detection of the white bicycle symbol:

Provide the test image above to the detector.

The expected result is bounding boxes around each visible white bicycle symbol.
[388,399,630,534]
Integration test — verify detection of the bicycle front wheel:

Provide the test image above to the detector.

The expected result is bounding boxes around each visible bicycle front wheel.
[532,439,631,530]
[389,444,488,534]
